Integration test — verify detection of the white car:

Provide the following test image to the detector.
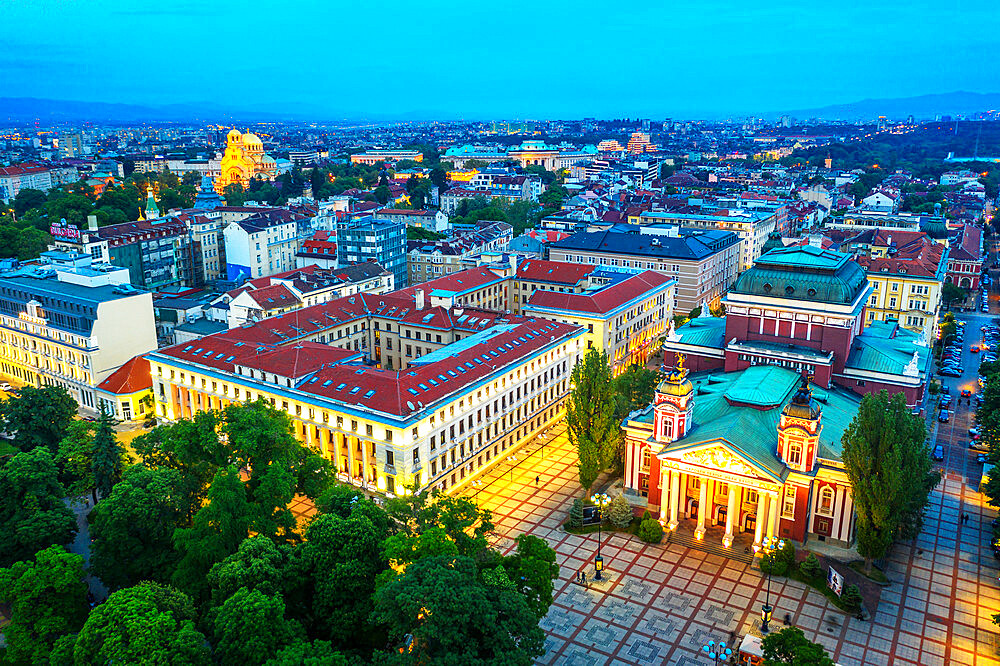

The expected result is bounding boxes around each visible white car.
[0,382,11,391]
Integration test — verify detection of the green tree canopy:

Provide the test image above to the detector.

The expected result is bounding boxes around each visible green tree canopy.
[613,364,660,419]
[1,385,78,453]
[0,545,88,665]
[211,588,302,666]
[172,465,253,601]
[89,465,188,589]
[264,639,348,666]
[56,420,96,500]
[501,534,560,620]
[384,488,493,557]
[761,626,836,666]
[91,408,125,501]
[207,535,290,609]
[73,582,211,666]
[372,555,545,666]
[841,390,940,570]
[567,348,621,492]
[0,447,78,567]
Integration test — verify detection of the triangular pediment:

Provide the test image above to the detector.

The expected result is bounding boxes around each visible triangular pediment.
[657,439,785,484]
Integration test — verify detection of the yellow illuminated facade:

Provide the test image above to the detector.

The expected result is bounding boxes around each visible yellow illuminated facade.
[214,129,277,194]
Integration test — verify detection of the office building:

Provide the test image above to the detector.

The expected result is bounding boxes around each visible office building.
[337,216,407,288]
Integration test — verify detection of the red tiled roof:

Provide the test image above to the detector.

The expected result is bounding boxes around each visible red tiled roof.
[401,267,505,295]
[517,259,595,285]
[240,342,359,378]
[525,271,673,315]
[247,284,299,310]
[949,224,983,262]
[96,356,152,395]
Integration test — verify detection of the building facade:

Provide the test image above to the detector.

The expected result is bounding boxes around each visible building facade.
[337,216,407,288]
[407,222,513,286]
[0,252,156,412]
[350,150,423,165]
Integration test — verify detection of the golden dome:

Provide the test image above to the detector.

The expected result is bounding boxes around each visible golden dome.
[243,132,263,147]
[657,353,693,397]
[227,129,242,142]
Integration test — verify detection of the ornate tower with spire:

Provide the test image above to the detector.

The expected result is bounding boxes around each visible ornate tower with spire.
[144,185,160,219]
[653,353,695,444]
[777,373,822,473]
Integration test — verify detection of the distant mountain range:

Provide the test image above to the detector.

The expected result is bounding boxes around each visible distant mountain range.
[1,91,999,124]
[759,91,1000,121]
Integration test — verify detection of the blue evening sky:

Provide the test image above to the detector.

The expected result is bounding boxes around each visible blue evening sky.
[2,0,997,119]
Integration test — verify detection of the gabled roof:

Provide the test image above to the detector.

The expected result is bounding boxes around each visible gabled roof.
[96,356,152,395]
[517,259,595,285]
[525,271,673,316]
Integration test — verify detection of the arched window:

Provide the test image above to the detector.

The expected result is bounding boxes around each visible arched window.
[817,486,834,516]
[787,441,802,466]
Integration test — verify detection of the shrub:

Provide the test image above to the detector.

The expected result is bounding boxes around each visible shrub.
[569,498,584,528]
[637,518,663,543]
[841,584,863,613]
[607,494,633,529]
[641,509,652,521]
[777,540,796,570]
[799,553,822,580]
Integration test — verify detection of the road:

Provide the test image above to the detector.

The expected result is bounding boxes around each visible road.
[931,299,995,488]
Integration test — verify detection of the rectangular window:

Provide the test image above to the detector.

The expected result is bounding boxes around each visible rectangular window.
[782,486,796,518]
[386,451,394,466]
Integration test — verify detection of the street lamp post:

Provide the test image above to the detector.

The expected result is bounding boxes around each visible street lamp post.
[506,455,517,484]
[701,639,732,664]
[591,493,610,580]
[754,535,785,634]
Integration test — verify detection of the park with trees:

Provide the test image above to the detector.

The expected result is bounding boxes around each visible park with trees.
[0,386,560,665]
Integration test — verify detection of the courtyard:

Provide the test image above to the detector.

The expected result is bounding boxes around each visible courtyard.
[458,420,1000,666]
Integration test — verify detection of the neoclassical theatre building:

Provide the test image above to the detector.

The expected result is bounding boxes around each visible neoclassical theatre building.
[622,244,932,550]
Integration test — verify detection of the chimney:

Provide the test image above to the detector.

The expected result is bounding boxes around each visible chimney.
[808,234,823,248]
[87,215,98,231]
[414,288,425,311]
[509,255,518,273]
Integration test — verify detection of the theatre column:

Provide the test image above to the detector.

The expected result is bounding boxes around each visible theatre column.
[694,477,708,540]
[723,487,738,548]
[767,491,780,541]
[754,494,767,546]
[669,471,680,530]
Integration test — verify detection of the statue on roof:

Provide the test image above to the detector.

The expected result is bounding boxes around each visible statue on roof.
[666,318,681,342]
[903,350,920,377]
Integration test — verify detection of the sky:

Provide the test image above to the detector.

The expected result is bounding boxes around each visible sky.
[2,0,999,119]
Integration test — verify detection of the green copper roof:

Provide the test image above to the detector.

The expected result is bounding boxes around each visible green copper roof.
[672,316,726,347]
[730,245,868,305]
[846,320,930,375]
[627,365,864,469]
[723,365,799,408]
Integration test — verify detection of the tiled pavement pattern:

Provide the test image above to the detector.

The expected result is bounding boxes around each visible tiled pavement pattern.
[458,423,1000,665]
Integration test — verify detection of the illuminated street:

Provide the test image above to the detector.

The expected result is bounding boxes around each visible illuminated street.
[461,420,1000,665]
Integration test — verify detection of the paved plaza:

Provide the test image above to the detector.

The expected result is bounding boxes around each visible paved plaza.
[460,422,1000,665]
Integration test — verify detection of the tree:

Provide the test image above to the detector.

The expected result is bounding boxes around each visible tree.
[56,420,96,500]
[89,465,187,589]
[73,582,211,666]
[567,349,621,492]
[91,408,125,501]
[13,188,47,217]
[284,513,387,647]
[841,390,940,571]
[501,534,560,620]
[799,553,822,580]
[265,640,348,666]
[569,497,585,527]
[1,385,77,453]
[223,183,247,206]
[207,535,289,609]
[637,516,663,543]
[172,466,253,600]
[613,364,660,418]
[384,488,492,557]
[0,545,88,665]
[212,589,302,666]
[131,410,226,519]
[0,447,78,567]
[372,556,545,666]
[374,184,392,204]
[761,626,835,666]
[607,493,633,528]
[840,584,863,613]
[942,281,967,306]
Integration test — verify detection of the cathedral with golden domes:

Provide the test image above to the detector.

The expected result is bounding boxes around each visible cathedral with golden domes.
[214,129,278,194]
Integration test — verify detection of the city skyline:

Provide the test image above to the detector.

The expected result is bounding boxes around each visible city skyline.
[3,0,999,119]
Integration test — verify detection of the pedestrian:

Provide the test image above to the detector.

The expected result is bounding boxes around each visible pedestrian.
[535,475,540,487]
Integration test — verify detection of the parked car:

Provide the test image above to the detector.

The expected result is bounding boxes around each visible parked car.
[0,382,10,391]
[932,445,945,461]
[971,441,989,452]
[941,385,950,394]
[940,368,962,377]
[970,427,981,436]
[972,346,981,353]
[978,454,989,464]
[962,389,973,398]
[938,409,950,422]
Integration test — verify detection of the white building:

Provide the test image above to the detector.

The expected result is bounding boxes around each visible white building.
[223,210,300,281]
[0,251,156,411]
